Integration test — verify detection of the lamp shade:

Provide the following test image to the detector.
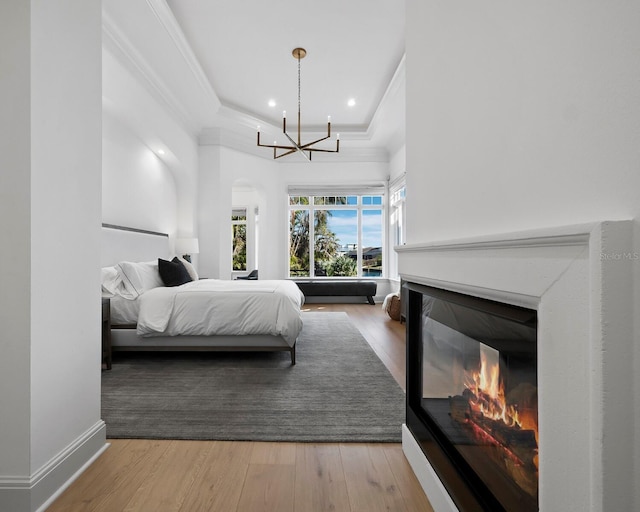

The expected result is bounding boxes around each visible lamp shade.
[176,238,199,255]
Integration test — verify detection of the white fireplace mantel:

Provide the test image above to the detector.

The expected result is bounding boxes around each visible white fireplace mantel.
[397,220,637,512]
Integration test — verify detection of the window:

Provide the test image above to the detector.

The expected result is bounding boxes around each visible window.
[288,191,384,278]
[388,176,406,279]
[231,208,247,271]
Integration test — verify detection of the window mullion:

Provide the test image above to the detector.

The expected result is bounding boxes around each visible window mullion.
[357,206,362,278]
[309,204,315,278]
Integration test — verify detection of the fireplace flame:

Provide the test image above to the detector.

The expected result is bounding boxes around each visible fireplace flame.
[465,351,538,445]
[466,351,519,427]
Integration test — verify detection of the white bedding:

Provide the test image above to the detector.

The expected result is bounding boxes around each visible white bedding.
[135,279,304,346]
[110,295,140,324]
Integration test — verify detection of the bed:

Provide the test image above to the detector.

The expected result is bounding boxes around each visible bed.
[101,224,304,364]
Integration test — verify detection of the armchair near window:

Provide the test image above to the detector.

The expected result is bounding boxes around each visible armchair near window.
[236,269,258,280]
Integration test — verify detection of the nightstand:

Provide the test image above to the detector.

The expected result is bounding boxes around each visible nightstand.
[102,297,112,370]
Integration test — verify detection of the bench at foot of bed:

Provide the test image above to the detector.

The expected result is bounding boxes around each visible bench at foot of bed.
[294,280,377,305]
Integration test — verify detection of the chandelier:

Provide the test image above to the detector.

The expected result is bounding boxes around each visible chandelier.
[257,48,339,161]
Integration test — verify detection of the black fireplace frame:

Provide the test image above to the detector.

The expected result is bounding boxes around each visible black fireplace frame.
[405,281,538,512]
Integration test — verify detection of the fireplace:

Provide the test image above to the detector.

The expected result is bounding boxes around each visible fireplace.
[406,283,538,511]
[397,221,636,512]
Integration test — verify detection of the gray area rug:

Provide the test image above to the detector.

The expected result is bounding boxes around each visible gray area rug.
[102,312,405,442]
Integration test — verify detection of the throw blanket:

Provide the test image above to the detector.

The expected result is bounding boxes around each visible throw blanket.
[136,279,304,346]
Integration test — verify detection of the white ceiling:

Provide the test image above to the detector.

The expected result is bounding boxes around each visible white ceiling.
[103,0,406,158]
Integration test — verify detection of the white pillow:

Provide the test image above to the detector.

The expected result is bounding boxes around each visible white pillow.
[116,260,164,298]
[177,256,199,281]
[101,266,122,297]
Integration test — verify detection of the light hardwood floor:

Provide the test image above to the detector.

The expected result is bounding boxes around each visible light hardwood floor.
[48,303,433,512]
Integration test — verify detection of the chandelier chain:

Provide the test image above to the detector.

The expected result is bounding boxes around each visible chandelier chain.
[297,55,301,116]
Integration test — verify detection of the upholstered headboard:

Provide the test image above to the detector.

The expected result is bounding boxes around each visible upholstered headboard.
[101,223,171,267]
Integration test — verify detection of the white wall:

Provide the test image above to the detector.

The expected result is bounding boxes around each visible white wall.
[389,144,406,183]
[0,0,32,484]
[30,0,103,472]
[1,1,105,510]
[102,47,199,243]
[103,111,177,236]
[197,144,222,278]
[406,1,640,243]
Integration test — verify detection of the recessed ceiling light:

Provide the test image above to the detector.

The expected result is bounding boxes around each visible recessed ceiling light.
[268,99,276,107]
[157,149,165,156]
[347,98,356,107]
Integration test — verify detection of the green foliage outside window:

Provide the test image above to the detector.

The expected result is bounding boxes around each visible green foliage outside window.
[232,223,246,271]
[326,254,357,276]
[289,210,310,276]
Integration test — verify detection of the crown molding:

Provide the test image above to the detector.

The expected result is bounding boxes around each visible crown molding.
[102,12,199,136]
[366,53,406,144]
[216,103,372,142]
[369,53,405,130]
[145,0,221,112]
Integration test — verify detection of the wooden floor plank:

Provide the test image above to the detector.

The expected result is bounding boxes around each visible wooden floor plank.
[122,440,211,512]
[45,440,132,512]
[340,443,408,512]
[294,443,351,512]
[250,441,297,465]
[236,463,296,512]
[178,441,253,512]
[47,439,173,512]
[384,444,435,512]
[353,317,406,391]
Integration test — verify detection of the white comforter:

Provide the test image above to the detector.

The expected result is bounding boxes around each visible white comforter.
[136,279,304,346]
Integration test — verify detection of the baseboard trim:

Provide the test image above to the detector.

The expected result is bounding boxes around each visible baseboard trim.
[402,424,458,512]
[0,420,107,512]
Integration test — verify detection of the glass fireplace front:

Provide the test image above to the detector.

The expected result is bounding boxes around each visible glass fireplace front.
[406,283,538,512]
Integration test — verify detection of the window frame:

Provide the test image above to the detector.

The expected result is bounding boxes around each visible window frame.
[287,190,385,279]
[388,175,406,280]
